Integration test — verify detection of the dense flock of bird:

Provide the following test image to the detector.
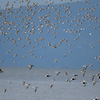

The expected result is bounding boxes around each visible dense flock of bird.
[0,0,100,67]
[0,0,100,99]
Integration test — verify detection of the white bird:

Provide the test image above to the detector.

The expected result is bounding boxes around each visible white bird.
[89,33,93,36]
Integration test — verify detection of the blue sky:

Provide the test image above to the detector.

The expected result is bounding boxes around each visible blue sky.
[0,0,100,69]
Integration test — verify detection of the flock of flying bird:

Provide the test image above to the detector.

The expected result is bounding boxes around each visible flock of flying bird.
[0,0,100,67]
[1,65,100,100]
[0,0,100,99]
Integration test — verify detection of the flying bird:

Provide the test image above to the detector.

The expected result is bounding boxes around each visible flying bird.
[25,84,31,89]
[83,65,88,70]
[90,75,95,81]
[81,70,86,77]
[32,87,38,93]
[55,71,60,76]
[21,81,25,85]
[28,65,34,70]
[92,81,97,86]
